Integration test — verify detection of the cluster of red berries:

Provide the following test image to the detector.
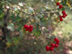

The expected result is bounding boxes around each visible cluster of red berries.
[56,2,67,21]
[46,38,60,51]
[24,25,33,32]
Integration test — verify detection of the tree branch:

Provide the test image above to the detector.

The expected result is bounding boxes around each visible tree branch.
[0,9,10,42]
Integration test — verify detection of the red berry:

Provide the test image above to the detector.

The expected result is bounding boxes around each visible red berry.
[29,30,32,32]
[29,28,33,32]
[59,16,63,21]
[27,25,30,29]
[46,46,50,51]
[56,42,59,45]
[49,47,54,51]
[62,15,66,18]
[30,28,33,30]
[29,29,32,32]
[55,44,58,48]
[51,43,55,47]
[60,18,63,21]
[62,11,66,15]
[24,24,27,28]
[59,16,62,19]
[30,25,33,28]
[56,2,60,6]
[54,38,59,42]
[64,13,67,16]
[26,28,29,31]
[59,5,63,9]
[26,25,29,31]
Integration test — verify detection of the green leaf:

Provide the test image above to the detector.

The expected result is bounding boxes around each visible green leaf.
[36,23,39,28]
[16,13,21,22]
[33,29,41,37]
[35,16,40,22]
[38,14,43,18]
[20,30,24,38]
[0,21,3,26]
[55,0,59,3]
[40,18,47,26]
[7,38,12,43]
[17,24,22,31]
[0,11,4,21]
[10,13,16,23]
[12,37,20,45]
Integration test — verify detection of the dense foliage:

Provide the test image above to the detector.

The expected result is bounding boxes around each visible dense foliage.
[0,0,72,54]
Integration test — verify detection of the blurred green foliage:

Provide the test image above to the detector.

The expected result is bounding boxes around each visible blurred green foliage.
[0,0,72,54]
